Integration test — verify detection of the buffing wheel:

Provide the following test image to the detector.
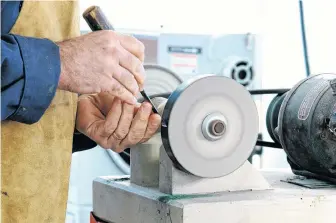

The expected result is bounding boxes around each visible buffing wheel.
[161,75,259,178]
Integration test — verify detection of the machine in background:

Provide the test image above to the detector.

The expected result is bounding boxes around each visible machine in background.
[157,32,258,89]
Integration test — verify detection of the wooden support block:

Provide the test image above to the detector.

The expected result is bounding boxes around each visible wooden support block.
[159,147,271,195]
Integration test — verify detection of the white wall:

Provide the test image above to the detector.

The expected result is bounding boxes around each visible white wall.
[303,0,336,74]
[79,0,262,33]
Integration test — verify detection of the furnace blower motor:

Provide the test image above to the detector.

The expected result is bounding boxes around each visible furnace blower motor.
[267,73,336,183]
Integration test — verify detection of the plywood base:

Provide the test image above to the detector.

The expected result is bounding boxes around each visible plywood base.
[93,171,336,223]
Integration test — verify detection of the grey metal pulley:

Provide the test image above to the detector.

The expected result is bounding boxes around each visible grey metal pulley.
[137,64,183,100]
[161,75,259,178]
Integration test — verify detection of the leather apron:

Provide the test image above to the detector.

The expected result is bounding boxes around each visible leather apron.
[1,1,79,222]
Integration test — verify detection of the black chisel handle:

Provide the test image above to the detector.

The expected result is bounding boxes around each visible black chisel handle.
[83,6,115,31]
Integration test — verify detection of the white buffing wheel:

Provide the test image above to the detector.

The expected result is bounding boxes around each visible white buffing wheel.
[161,75,259,178]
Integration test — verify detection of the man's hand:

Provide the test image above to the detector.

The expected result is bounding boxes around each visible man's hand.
[76,93,161,152]
[57,31,145,104]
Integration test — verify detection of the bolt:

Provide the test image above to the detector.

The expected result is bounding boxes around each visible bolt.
[201,113,227,141]
[210,120,226,136]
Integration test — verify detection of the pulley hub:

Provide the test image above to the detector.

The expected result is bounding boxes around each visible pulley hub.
[201,113,227,141]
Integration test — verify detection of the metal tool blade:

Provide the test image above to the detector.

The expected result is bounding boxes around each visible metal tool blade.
[140,90,159,114]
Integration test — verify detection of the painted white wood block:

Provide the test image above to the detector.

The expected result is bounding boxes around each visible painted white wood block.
[159,147,271,195]
[130,134,161,187]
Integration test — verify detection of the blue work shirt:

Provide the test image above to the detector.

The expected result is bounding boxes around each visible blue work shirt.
[1,1,61,124]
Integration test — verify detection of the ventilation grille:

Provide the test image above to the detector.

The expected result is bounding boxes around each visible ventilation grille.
[230,61,254,86]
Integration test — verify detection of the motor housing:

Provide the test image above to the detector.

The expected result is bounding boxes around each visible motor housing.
[270,73,336,182]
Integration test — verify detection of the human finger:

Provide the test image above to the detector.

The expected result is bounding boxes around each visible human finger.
[117,33,145,62]
[108,103,134,152]
[116,45,145,90]
[104,77,138,105]
[139,114,161,143]
[118,102,152,149]
[96,98,122,149]
[113,65,139,95]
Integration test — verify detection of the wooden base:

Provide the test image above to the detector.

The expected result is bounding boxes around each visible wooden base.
[92,170,336,223]
[159,149,270,194]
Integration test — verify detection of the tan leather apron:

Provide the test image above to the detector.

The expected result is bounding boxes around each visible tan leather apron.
[1,1,79,222]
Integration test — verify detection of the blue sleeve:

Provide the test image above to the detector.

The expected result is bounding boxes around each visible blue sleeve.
[1,34,61,124]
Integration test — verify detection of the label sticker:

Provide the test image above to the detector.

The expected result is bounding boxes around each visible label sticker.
[169,53,198,74]
[168,46,202,54]
[298,80,329,120]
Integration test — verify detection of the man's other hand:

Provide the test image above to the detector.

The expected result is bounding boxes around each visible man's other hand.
[57,31,146,105]
[75,93,161,153]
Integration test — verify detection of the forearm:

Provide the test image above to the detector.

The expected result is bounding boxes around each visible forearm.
[1,34,61,124]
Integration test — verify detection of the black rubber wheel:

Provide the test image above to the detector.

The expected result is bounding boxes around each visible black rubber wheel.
[266,93,286,143]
